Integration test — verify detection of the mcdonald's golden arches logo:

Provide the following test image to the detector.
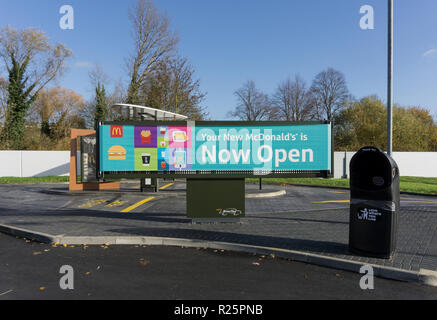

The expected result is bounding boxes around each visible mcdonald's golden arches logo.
[110,125,123,138]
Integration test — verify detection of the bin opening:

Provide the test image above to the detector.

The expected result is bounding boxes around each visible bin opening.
[350,150,392,190]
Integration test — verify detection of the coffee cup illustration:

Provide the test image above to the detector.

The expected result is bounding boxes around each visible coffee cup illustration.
[141,153,151,166]
[141,130,151,144]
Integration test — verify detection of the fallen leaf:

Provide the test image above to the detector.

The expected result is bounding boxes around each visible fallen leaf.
[252,262,260,266]
[32,251,42,255]
[62,244,67,248]
[39,286,46,291]
[270,254,275,259]
[44,249,50,252]
[54,241,59,246]
[139,260,150,266]
[105,242,110,246]
[85,272,91,275]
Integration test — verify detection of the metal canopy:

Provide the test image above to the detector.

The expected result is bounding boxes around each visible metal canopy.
[111,103,188,121]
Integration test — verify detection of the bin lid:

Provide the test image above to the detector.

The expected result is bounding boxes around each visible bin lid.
[350,146,398,190]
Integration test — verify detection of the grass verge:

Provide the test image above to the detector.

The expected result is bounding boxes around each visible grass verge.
[247,177,437,195]
[0,176,436,195]
[0,176,70,183]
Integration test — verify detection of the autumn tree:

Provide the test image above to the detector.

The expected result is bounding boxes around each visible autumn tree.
[28,87,85,148]
[0,26,72,149]
[126,0,178,105]
[334,96,386,150]
[334,95,437,151]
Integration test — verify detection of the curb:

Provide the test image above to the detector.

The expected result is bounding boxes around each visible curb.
[262,183,437,197]
[0,224,59,244]
[1,223,435,287]
[41,188,286,199]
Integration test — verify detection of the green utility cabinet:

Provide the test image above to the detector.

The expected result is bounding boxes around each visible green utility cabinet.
[187,178,245,222]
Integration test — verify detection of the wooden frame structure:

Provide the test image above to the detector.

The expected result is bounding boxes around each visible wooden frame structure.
[69,128,120,191]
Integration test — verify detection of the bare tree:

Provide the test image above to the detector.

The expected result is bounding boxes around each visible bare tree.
[310,68,350,121]
[228,81,272,121]
[126,0,179,105]
[272,75,316,121]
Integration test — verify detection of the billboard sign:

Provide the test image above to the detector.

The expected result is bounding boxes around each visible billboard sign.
[98,121,332,177]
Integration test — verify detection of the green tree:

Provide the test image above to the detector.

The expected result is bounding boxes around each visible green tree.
[141,56,207,120]
[0,26,71,149]
[93,82,108,128]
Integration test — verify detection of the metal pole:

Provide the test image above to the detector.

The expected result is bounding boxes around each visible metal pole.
[387,0,393,156]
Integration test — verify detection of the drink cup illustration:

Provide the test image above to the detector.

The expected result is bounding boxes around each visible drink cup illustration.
[141,153,151,166]
[141,130,151,144]
[160,161,166,169]
[160,127,166,135]
[160,140,166,147]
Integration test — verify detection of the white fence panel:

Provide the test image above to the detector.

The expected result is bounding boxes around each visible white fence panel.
[0,151,80,177]
[0,151,22,177]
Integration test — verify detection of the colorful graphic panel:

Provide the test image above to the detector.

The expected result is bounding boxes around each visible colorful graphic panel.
[99,123,331,173]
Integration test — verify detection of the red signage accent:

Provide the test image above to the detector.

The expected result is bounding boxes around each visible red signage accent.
[110,125,123,138]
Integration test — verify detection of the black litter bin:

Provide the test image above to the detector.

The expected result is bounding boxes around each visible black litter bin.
[349,146,400,259]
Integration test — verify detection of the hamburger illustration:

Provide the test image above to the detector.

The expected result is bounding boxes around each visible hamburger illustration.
[108,145,126,160]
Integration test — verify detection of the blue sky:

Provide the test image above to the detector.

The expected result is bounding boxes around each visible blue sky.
[1,0,437,120]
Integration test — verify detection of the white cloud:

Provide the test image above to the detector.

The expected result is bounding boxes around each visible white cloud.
[423,48,437,57]
[74,61,93,68]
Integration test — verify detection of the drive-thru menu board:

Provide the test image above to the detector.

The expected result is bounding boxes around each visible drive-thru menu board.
[98,121,332,177]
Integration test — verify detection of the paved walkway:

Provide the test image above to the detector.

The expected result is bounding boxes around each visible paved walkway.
[0,182,436,285]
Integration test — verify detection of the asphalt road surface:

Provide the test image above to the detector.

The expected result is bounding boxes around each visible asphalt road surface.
[0,233,435,300]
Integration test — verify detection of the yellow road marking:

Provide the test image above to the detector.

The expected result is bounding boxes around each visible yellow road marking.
[313,200,350,204]
[78,199,106,208]
[159,182,174,190]
[121,197,155,213]
[105,200,128,208]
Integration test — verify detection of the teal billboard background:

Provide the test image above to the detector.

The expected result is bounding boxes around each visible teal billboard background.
[193,124,331,171]
[99,123,331,173]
